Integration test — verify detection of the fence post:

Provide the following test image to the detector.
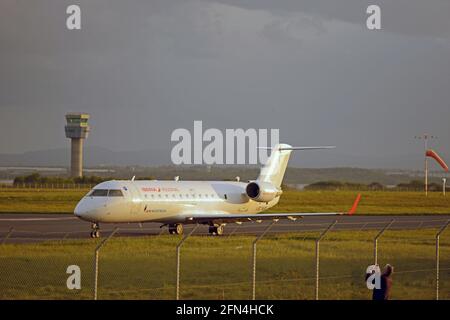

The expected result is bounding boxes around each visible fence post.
[176,224,199,300]
[93,228,119,300]
[315,220,337,300]
[252,219,278,300]
[436,220,449,300]
[373,220,394,265]
[1,227,14,244]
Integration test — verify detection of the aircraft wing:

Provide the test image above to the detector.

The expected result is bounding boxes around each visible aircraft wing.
[186,194,361,224]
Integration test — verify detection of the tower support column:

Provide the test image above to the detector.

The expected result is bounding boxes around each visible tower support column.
[71,138,83,177]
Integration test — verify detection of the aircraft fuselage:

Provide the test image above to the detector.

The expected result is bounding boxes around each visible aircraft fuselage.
[74,180,279,224]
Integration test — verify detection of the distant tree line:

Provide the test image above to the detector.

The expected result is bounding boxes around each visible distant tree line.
[10,174,446,192]
[13,173,107,185]
[304,181,375,191]
[304,180,446,191]
[12,173,156,186]
[395,180,444,192]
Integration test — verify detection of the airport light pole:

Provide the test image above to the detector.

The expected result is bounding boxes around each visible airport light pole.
[443,178,447,196]
[414,134,437,196]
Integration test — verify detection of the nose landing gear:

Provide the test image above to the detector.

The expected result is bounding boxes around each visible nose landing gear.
[90,223,100,238]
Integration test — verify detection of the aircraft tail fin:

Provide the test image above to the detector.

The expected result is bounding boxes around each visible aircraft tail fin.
[257,144,335,188]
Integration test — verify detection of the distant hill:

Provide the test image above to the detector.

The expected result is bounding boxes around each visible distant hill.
[0,146,169,167]
[1,146,447,170]
[0,147,447,185]
[112,166,432,185]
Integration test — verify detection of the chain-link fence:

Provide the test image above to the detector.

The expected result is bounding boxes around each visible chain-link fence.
[0,220,449,300]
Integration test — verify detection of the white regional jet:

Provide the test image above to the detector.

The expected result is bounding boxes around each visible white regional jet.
[74,144,361,238]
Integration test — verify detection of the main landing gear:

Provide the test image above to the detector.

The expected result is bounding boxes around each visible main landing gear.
[90,223,100,238]
[165,223,224,236]
[169,223,184,235]
[209,225,224,236]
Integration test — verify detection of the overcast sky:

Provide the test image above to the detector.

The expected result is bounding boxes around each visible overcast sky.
[0,0,449,168]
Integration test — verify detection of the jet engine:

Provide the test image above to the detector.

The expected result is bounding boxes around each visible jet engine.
[245,181,281,202]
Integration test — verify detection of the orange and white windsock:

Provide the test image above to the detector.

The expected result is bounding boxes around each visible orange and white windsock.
[426,149,449,172]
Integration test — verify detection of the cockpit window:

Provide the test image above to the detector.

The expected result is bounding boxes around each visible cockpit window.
[88,189,124,197]
[89,189,108,197]
[108,190,124,197]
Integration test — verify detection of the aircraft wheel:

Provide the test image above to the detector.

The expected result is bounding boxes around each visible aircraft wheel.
[209,225,224,236]
[169,224,183,235]
[94,230,100,238]
[176,224,184,235]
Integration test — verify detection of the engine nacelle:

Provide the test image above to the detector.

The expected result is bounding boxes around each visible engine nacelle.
[245,181,281,202]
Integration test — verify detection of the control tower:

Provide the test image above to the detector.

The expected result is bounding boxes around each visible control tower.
[65,113,90,177]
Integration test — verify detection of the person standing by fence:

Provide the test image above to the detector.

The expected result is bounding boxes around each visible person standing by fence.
[373,264,394,300]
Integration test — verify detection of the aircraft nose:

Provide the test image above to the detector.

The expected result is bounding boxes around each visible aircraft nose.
[74,200,88,217]
[74,197,108,222]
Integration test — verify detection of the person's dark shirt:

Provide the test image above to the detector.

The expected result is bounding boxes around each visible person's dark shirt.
[373,274,392,300]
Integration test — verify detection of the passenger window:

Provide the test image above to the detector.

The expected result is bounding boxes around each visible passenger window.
[108,190,124,197]
[90,189,108,197]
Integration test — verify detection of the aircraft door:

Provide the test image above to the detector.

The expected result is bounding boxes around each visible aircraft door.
[127,184,142,215]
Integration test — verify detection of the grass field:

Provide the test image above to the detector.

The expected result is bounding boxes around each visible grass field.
[0,188,449,214]
[0,229,448,300]
[0,188,87,214]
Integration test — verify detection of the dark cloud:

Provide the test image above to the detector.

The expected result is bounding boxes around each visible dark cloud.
[0,0,449,168]
[208,0,450,39]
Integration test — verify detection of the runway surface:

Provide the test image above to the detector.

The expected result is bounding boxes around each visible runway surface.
[0,213,449,243]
